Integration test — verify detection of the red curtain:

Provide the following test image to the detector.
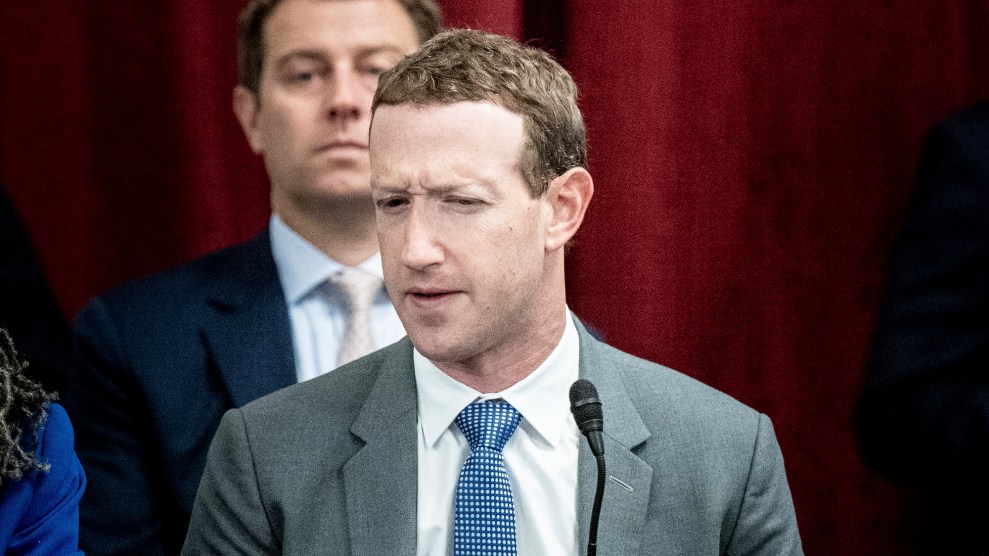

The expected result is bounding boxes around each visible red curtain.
[3,1,988,553]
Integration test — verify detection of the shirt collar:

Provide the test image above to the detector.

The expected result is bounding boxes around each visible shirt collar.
[415,309,581,449]
[269,214,385,304]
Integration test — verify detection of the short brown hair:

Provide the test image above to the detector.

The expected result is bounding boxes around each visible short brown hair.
[372,29,586,198]
[237,0,443,95]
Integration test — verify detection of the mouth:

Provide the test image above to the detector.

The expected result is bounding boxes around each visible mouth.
[316,141,368,153]
[405,288,461,307]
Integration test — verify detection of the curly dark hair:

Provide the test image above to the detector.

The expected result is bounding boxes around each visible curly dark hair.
[0,328,54,485]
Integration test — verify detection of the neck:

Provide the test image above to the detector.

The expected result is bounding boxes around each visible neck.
[273,196,379,267]
[437,302,569,394]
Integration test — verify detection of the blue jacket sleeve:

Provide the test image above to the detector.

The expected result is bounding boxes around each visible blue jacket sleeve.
[2,403,86,555]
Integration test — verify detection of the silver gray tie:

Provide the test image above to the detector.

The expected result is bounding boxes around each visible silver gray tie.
[329,269,382,366]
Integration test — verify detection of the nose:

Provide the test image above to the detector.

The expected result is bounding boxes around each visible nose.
[401,204,444,271]
[324,67,364,120]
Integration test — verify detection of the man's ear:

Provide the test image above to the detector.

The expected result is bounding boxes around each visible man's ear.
[544,167,594,252]
[233,85,264,154]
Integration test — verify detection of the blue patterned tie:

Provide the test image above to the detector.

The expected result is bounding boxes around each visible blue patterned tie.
[453,400,522,555]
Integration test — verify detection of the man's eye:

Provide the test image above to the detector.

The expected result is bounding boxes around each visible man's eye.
[377,198,407,210]
[364,66,387,76]
[293,71,314,82]
[448,197,485,209]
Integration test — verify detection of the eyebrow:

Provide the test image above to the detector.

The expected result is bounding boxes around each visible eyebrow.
[354,45,414,58]
[371,181,496,196]
[273,50,323,68]
[274,45,409,68]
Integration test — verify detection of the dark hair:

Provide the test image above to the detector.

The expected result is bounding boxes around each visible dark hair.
[0,329,54,485]
[237,0,444,95]
[372,29,586,198]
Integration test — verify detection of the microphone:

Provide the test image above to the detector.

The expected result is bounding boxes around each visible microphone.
[570,379,604,456]
[570,379,605,556]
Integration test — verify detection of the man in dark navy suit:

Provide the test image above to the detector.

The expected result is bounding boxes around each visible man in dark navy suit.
[67,1,442,554]
[857,103,989,555]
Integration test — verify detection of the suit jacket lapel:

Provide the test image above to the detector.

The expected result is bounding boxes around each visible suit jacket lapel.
[324,320,653,555]
[575,320,653,556]
[343,340,419,556]
[201,229,297,407]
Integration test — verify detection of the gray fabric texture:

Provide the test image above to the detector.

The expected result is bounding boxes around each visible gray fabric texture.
[182,320,802,555]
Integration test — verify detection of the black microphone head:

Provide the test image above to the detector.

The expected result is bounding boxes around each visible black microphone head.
[569,378,598,406]
[569,379,603,433]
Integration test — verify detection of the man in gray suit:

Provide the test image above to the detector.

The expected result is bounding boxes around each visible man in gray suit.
[183,29,802,555]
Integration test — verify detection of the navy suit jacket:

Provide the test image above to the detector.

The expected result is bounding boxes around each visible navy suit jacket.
[856,104,989,554]
[68,230,297,555]
[0,403,86,555]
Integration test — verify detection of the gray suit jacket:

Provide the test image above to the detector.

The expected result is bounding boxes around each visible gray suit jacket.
[183,321,802,555]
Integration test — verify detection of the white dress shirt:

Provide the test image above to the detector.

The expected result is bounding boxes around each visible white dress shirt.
[269,215,406,382]
[415,310,581,556]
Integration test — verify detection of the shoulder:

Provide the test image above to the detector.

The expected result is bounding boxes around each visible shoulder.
[587,344,801,555]
[0,403,86,549]
[206,341,412,482]
[624,347,758,426]
[34,405,85,487]
[580,334,796,539]
[37,403,74,454]
[902,104,989,229]
[237,339,411,432]
[74,231,274,335]
[923,103,989,177]
[580,333,766,463]
[939,103,989,136]
[89,231,271,311]
[10,402,77,463]
[589,336,760,423]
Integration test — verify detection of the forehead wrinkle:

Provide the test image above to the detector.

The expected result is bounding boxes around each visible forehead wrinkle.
[371,155,518,198]
[371,178,490,194]
[371,102,526,191]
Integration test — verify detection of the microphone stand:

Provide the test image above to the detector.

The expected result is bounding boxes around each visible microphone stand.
[589,451,606,556]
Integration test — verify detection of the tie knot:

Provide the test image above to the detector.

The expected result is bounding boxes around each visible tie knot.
[328,269,382,311]
[455,400,521,453]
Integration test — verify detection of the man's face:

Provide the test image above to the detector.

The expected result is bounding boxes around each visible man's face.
[235,0,419,210]
[371,102,557,368]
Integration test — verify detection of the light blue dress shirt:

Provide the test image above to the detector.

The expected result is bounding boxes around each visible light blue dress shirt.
[269,215,406,382]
